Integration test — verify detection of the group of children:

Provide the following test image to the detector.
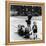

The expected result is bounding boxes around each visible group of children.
[17,12,37,40]
[18,22,37,40]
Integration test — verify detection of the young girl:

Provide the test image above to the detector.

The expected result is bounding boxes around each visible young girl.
[32,22,37,40]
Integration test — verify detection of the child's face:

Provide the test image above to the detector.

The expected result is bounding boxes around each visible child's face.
[27,24,30,27]
[33,22,36,25]
[18,25,21,29]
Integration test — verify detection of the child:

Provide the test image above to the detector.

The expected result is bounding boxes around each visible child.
[32,22,37,40]
[18,24,25,36]
[24,27,30,39]
[25,12,32,39]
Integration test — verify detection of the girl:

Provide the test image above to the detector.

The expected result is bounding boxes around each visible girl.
[32,22,37,40]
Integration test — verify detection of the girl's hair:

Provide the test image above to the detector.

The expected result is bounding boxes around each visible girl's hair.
[18,24,21,27]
